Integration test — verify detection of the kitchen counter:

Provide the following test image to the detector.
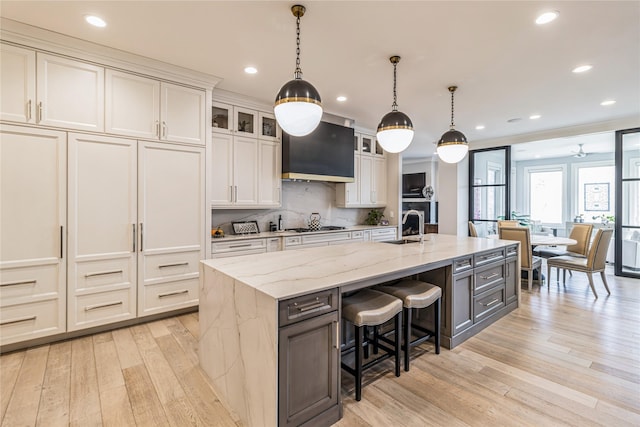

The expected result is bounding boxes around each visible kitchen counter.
[211,224,399,241]
[199,234,520,426]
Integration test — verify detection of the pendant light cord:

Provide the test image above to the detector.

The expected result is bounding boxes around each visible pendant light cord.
[450,89,455,129]
[392,61,398,111]
[294,15,302,79]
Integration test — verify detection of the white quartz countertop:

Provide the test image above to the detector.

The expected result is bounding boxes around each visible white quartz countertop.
[201,234,515,300]
[211,225,397,242]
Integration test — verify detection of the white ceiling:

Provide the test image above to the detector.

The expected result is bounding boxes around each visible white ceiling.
[1,1,639,160]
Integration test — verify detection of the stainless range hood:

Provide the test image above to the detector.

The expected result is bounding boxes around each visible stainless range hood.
[282,121,355,183]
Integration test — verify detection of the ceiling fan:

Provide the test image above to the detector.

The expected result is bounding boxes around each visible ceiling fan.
[572,144,587,158]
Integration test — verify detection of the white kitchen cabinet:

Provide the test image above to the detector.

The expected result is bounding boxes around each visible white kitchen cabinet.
[369,227,397,242]
[211,134,258,207]
[138,141,205,316]
[37,53,104,132]
[0,125,67,346]
[259,139,282,207]
[0,44,36,123]
[106,70,206,145]
[211,238,267,258]
[336,132,386,208]
[258,112,281,142]
[67,133,137,331]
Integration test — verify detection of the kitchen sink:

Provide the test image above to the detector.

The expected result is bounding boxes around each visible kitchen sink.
[382,239,421,245]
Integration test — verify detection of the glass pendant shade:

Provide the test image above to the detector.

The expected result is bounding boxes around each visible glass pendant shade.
[376,111,414,153]
[437,129,468,163]
[274,78,322,137]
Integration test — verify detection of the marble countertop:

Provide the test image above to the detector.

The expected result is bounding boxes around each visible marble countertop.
[210,224,398,242]
[201,234,515,300]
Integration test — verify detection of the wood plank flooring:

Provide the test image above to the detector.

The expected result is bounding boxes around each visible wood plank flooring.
[1,266,638,426]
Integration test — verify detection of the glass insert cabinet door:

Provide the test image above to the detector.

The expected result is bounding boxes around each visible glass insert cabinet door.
[468,146,511,237]
[615,127,640,278]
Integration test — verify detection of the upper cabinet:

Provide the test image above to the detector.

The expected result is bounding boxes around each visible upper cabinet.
[212,102,281,141]
[1,45,104,132]
[106,70,206,145]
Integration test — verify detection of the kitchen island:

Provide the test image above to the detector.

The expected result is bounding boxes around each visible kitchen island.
[199,234,519,427]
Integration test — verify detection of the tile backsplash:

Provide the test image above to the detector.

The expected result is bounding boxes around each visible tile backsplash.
[212,181,370,234]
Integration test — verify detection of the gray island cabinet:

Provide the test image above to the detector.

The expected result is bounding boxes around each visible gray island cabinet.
[199,235,519,427]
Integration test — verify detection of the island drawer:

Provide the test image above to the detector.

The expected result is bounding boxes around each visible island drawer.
[474,261,505,295]
[506,244,518,259]
[473,285,505,323]
[453,256,473,274]
[279,288,339,326]
[474,249,505,266]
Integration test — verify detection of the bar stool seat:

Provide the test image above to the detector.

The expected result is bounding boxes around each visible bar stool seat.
[376,280,441,371]
[341,289,402,401]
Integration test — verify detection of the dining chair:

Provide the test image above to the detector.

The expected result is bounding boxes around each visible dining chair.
[535,223,593,282]
[498,220,520,228]
[499,226,543,291]
[468,221,478,237]
[546,228,613,298]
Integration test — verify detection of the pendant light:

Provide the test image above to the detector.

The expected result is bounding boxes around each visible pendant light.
[376,56,414,153]
[436,86,468,164]
[274,4,322,137]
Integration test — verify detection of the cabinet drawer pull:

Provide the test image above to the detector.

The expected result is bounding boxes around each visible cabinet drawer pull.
[480,272,500,280]
[158,289,189,299]
[1,315,36,326]
[229,243,252,249]
[294,298,327,313]
[85,301,123,311]
[482,298,500,307]
[85,270,123,278]
[1,279,37,287]
[158,262,189,269]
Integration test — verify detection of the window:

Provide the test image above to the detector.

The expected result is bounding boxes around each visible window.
[525,166,565,225]
[577,165,615,222]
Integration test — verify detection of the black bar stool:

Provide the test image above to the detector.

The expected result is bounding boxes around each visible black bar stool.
[341,288,403,401]
[376,280,441,371]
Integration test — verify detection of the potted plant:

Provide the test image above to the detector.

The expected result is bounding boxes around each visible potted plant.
[365,209,384,226]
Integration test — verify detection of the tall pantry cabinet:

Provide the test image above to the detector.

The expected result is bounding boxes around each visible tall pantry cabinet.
[0,23,216,348]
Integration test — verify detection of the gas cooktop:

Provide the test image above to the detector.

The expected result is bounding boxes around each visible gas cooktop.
[285,226,346,233]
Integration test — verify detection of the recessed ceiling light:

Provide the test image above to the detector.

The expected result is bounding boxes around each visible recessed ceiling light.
[572,65,592,73]
[601,99,616,106]
[336,96,347,102]
[475,125,485,130]
[534,154,541,159]
[536,11,559,25]
[244,66,257,74]
[85,15,106,28]
[529,114,541,120]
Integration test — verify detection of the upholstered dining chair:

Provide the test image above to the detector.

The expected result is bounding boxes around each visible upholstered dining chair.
[499,226,543,291]
[546,228,613,298]
[535,223,594,281]
[468,221,478,237]
[498,220,520,228]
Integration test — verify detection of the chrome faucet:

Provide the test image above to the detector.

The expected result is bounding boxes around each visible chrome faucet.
[402,209,424,243]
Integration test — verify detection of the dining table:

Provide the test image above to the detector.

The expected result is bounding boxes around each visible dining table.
[487,233,577,249]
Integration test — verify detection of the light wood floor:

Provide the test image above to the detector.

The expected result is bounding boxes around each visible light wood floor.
[1,266,639,426]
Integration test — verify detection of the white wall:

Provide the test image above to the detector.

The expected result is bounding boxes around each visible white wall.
[437,157,469,236]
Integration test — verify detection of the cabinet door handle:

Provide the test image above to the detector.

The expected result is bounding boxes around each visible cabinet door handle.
[1,315,36,326]
[229,185,234,203]
[1,279,37,287]
[85,301,123,311]
[162,121,167,138]
[480,272,500,280]
[158,262,188,269]
[155,121,160,137]
[334,321,340,349]
[37,101,43,123]
[139,223,144,251]
[506,263,509,276]
[27,99,32,121]
[158,289,189,299]
[132,223,136,252]
[234,186,238,202]
[60,226,64,259]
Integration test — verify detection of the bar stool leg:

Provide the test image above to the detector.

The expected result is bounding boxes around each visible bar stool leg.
[434,298,441,354]
[355,325,363,401]
[394,312,401,377]
[363,326,369,359]
[373,326,379,355]
[403,308,411,372]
